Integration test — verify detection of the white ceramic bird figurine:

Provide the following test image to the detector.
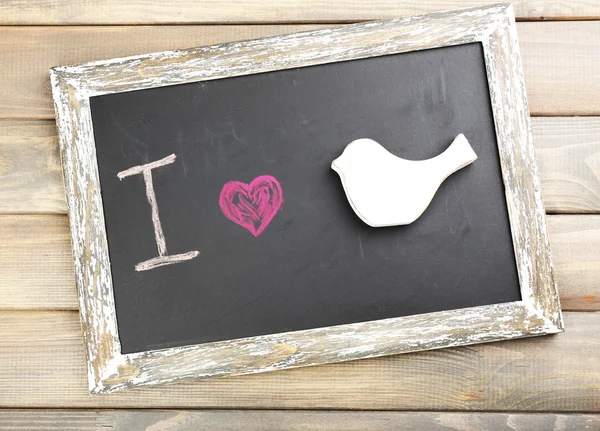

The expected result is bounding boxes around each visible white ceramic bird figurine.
[331,134,477,227]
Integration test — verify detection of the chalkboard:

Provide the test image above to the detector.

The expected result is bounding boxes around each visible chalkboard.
[90,42,521,355]
[54,6,561,394]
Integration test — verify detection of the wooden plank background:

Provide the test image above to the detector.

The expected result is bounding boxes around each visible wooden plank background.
[0,0,598,428]
[0,410,599,430]
[1,0,600,23]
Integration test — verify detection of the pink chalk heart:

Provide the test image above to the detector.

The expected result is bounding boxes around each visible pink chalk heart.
[219,175,283,237]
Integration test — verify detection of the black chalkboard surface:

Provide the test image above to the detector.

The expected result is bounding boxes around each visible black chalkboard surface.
[90,42,521,355]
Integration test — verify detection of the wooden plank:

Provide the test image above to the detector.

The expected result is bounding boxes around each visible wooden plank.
[548,215,600,310]
[2,117,600,215]
[0,214,598,310]
[0,121,65,213]
[519,21,600,116]
[0,311,596,409]
[1,0,599,24]
[535,118,600,213]
[0,23,599,119]
[0,410,598,430]
[0,215,75,309]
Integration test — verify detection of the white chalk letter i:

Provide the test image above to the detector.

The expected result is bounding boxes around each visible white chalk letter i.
[117,154,199,271]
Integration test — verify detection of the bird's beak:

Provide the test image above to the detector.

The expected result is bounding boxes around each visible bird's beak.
[331,156,343,174]
[332,147,349,173]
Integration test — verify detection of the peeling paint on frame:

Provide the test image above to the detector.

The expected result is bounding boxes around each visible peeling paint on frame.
[50,3,563,394]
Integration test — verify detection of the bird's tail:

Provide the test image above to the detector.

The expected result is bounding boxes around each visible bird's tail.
[434,134,478,181]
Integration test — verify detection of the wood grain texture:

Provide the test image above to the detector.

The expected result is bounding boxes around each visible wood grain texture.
[535,118,600,213]
[0,215,75,309]
[519,21,600,115]
[1,22,599,118]
[0,311,596,409]
[0,214,597,310]
[547,215,600,310]
[50,4,562,393]
[1,0,599,24]
[0,410,598,431]
[2,118,600,215]
[0,120,65,213]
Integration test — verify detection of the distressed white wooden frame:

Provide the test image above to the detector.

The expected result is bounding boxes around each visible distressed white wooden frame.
[50,3,563,394]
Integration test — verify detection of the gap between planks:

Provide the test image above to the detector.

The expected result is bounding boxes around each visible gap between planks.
[1,0,600,24]
[0,409,598,430]
[0,22,599,118]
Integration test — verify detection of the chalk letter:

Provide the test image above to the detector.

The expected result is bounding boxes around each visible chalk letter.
[117,154,199,271]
